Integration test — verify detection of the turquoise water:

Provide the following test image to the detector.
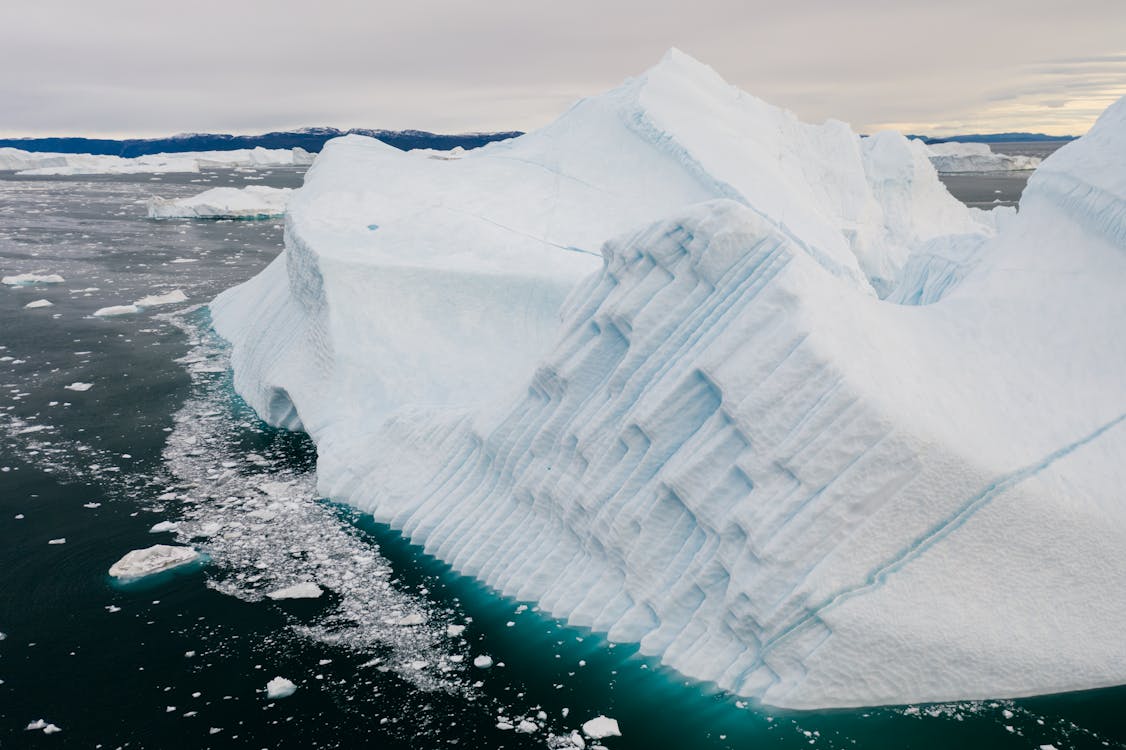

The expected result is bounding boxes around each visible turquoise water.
[1,166,1124,749]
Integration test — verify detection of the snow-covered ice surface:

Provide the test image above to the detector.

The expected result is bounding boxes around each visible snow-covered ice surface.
[147,186,293,220]
[1,146,315,176]
[212,49,1126,710]
[924,141,1042,173]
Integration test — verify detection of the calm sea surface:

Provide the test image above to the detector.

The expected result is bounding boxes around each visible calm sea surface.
[3,154,1123,750]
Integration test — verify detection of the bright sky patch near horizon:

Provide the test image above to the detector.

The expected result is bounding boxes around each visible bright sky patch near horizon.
[2,0,1124,139]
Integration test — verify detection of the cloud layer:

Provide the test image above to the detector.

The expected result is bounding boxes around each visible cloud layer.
[3,0,1124,137]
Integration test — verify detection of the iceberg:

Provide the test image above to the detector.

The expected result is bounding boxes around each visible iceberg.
[2,146,315,176]
[924,141,1041,173]
[210,50,1126,708]
[147,186,292,219]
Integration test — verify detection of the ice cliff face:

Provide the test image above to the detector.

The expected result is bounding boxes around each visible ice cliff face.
[210,51,1126,708]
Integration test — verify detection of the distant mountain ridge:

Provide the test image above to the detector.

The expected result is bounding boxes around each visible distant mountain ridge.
[0,128,524,157]
[909,132,1077,145]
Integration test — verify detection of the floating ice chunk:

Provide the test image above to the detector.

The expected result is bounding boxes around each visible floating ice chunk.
[582,716,621,739]
[516,720,538,734]
[265,676,297,699]
[446,624,466,637]
[147,186,292,220]
[24,299,52,309]
[925,141,1041,173]
[149,521,179,533]
[473,655,493,669]
[47,538,66,545]
[395,613,425,626]
[109,544,200,581]
[134,289,188,308]
[0,631,6,640]
[64,382,93,392]
[3,273,64,285]
[93,304,140,317]
[496,721,514,731]
[265,582,323,600]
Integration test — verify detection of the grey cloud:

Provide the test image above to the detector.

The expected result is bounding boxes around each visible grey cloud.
[1,0,1125,137]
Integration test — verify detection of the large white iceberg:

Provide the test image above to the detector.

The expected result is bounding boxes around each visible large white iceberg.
[147,186,293,219]
[924,141,1041,173]
[1,146,315,176]
[210,50,1126,709]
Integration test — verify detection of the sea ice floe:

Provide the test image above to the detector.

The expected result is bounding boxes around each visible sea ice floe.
[23,299,52,309]
[108,544,200,581]
[581,716,621,739]
[64,382,93,392]
[149,521,180,533]
[265,676,297,699]
[265,582,323,600]
[93,304,140,317]
[25,719,62,734]
[473,655,494,669]
[134,289,188,308]
[3,273,64,285]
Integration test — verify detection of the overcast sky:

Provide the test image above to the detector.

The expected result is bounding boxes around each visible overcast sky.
[2,0,1125,138]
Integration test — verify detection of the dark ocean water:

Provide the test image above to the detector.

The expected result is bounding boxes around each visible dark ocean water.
[2,160,1124,750]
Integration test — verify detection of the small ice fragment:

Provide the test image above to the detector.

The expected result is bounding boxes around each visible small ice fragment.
[395,613,425,626]
[26,719,48,731]
[209,727,222,735]
[149,521,179,533]
[266,582,323,600]
[582,716,621,739]
[446,624,466,637]
[0,631,6,640]
[266,676,297,699]
[94,304,140,317]
[65,382,93,392]
[105,605,121,613]
[1001,709,1013,719]
[473,654,494,669]
[109,544,200,580]
[516,720,538,734]
[48,538,66,545]
[496,721,514,731]
[83,503,100,509]
[24,299,52,309]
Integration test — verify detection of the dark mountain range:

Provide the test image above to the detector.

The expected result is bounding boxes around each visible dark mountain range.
[0,127,524,156]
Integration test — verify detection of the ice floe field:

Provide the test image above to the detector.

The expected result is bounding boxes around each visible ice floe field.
[0,139,1120,749]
